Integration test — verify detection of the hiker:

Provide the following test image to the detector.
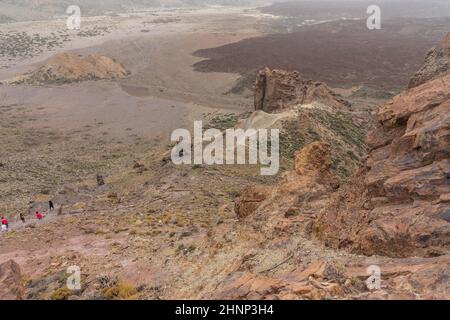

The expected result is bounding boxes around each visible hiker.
[1,216,8,232]
[19,213,26,224]
[49,200,54,211]
[36,211,43,221]
[28,201,34,215]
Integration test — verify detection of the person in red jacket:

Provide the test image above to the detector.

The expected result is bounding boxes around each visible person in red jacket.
[1,216,8,231]
[36,211,43,220]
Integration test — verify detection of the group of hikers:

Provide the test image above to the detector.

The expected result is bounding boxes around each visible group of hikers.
[1,200,54,232]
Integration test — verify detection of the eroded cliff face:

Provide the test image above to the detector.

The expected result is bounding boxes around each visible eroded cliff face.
[221,35,450,300]
[315,36,450,258]
[254,67,350,113]
[251,67,367,178]
[409,32,450,89]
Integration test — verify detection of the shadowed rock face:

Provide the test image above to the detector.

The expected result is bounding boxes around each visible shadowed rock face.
[254,67,350,113]
[315,35,450,258]
[409,32,450,88]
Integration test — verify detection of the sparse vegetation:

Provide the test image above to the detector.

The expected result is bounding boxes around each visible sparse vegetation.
[0,31,69,61]
[204,113,239,131]
[50,287,74,300]
[103,282,139,300]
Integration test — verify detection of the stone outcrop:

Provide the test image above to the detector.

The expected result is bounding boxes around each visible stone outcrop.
[235,142,340,229]
[27,52,129,84]
[294,142,340,189]
[0,260,25,300]
[212,261,345,300]
[344,255,450,299]
[254,67,350,113]
[409,32,450,88]
[314,35,450,258]
[235,186,269,220]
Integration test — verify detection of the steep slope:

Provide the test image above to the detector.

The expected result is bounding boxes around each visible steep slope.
[315,35,450,258]
[409,32,450,88]
[218,35,450,299]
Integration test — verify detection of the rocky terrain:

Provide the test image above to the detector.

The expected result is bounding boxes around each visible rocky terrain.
[315,35,450,259]
[2,40,449,298]
[207,34,450,300]
[409,32,450,88]
[0,260,24,300]
[252,67,367,177]
[0,4,448,301]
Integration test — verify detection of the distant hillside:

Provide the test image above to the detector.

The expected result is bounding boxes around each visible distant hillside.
[0,0,266,22]
[261,0,450,20]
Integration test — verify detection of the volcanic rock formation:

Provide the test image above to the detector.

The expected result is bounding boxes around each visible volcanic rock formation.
[254,67,350,113]
[226,35,450,300]
[315,35,450,258]
[409,32,450,88]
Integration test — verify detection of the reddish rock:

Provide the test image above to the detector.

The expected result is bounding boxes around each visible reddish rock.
[254,67,350,113]
[294,142,340,189]
[212,261,345,300]
[237,142,340,222]
[315,74,450,258]
[234,186,269,219]
[409,33,450,88]
[345,255,450,300]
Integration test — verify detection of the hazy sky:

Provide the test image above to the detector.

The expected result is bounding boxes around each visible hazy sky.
[0,0,449,22]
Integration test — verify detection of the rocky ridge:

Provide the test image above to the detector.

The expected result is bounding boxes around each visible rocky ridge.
[226,34,450,299]
[315,36,450,259]
[409,32,450,88]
